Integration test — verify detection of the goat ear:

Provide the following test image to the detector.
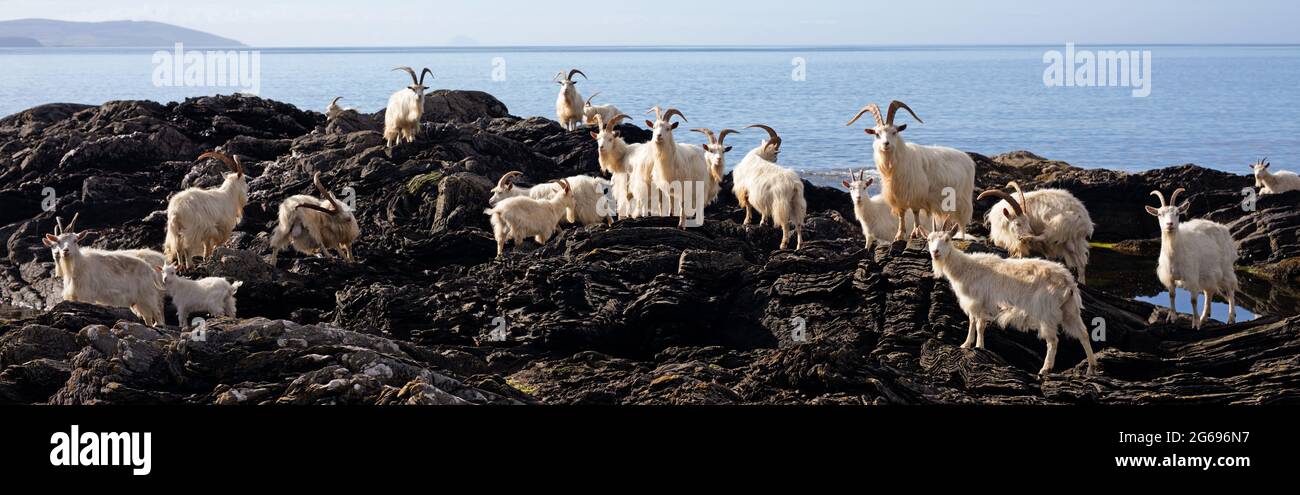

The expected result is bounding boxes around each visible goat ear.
[724,146,733,153]
[613,131,621,138]
[43,234,57,246]
[896,124,908,132]
[1145,206,1160,216]
[842,180,852,189]
[1263,162,1270,170]
[1178,201,1190,214]
[1002,208,1013,219]
[865,177,874,187]
[701,143,710,151]
[864,128,877,136]
[645,120,654,128]
[154,265,162,273]
[590,132,598,140]
[947,223,960,238]
[670,122,679,130]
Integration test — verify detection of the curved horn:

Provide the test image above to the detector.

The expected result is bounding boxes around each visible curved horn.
[690,128,716,144]
[330,96,343,106]
[606,113,631,132]
[497,171,524,189]
[198,151,241,176]
[419,68,433,86]
[296,203,338,216]
[392,66,419,85]
[886,100,923,125]
[1169,188,1186,207]
[1149,190,1168,208]
[1007,181,1027,208]
[717,129,738,148]
[846,103,884,127]
[585,92,601,106]
[311,172,342,212]
[567,69,587,81]
[662,108,687,123]
[746,124,781,149]
[555,178,571,194]
[977,190,1023,216]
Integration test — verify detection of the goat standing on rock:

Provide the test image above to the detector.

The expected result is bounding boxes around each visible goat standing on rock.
[732,124,806,250]
[488,171,612,226]
[269,172,360,265]
[157,264,242,329]
[384,66,433,149]
[43,220,165,327]
[1146,188,1239,329]
[164,151,249,270]
[485,179,576,258]
[980,181,1094,284]
[554,69,587,131]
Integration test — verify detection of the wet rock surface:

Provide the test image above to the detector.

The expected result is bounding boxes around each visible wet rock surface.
[1,94,1298,404]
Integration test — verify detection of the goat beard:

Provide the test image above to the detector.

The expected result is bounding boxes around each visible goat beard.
[874,148,896,176]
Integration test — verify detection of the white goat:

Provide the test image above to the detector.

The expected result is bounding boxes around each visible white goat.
[843,170,920,250]
[488,171,612,226]
[270,172,360,265]
[157,264,242,329]
[645,107,718,228]
[980,182,1094,284]
[581,92,622,128]
[591,113,656,219]
[554,69,587,131]
[164,151,249,270]
[846,101,975,241]
[384,66,433,149]
[1250,157,1300,195]
[731,125,806,249]
[42,225,164,326]
[927,224,1097,376]
[484,179,577,257]
[1145,188,1240,329]
[691,127,737,190]
[326,96,346,121]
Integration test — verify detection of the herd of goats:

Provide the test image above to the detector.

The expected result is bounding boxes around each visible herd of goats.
[34,66,1300,377]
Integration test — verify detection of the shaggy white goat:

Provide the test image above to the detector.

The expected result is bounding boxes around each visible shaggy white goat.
[326,96,346,121]
[269,172,360,265]
[50,215,166,279]
[591,113,656,219]
[484,179,577,257]
[1250,157,1300,195]
[488,171,612,226]
[645,106,718,227]
[691,127,737,189]
[1145,188,1240,329]
[581,92,622,128]
[384,66,433,149]
[980,181,1094,284]
[157,264,242,329]
[927,224,1098,376]
[846,101,975,241]
[731,125,807,249]
[164,151,249,270]
[554,69,587,131]
[43,225,164,326]
[843,170,920,250]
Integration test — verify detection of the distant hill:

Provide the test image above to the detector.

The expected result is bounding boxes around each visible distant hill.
[0,19,244,48]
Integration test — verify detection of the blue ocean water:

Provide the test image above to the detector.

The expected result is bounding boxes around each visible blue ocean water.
[3,45,1299,180]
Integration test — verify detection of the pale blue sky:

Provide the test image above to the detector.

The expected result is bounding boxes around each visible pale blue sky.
[2,0,1297,47]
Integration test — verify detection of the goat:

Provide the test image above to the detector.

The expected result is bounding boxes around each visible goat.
[326,96,346,121]
[979,181,1094,284]
[846,101,975,241]
[488,171,612,226]
[42,224,164,326]
[484,179,576,257]
[157,264,242,329]
[554,69,587,131]
[164,151,249,270]
[591,113,656,219]
[843,170,920,251]
[1251,157,1300,195]
[269,172,360,265]
[645,106,717,227]
[690,127,737,188]
[1146,188,1239,329]
[927,223,1097,376]
[49,213,166,281]
[384,66,433,149]
[729,125,806,249]
[581,92,622,128]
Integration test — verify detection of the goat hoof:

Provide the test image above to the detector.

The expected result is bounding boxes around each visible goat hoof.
[960,343,972,349]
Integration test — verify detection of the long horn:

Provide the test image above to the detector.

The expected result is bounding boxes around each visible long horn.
[393,66,419,85]
[65,212,81,233]
[497,171,523,189]
[296,203,338,216]
[662,108,687,123]
[198,151,241,176]
[330,96,343,106]
[1007,181,1027,208]
[645,106,662,120]
[419,68,433,86]
[1169,188,1186,206]
[746,124,781,149]
[55,216,64,235]
[1149,190,1167,208]
[567,69,587,81]
[846,103,884,127]
[607,113,631,132]
[585,92,601,106]
[977,190,1023,216]
[690,128,716,144]
[312,171,342,212]
[555,178,571,194]
[886,100,923,125]
[717,129,737,148]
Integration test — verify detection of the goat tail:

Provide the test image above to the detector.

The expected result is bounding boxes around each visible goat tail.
[1061,284,1089,343]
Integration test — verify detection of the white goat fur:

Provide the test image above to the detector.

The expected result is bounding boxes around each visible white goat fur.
[582,92,622,128]
[269,172,360,264]
[43,231,164,326]
[592,114,657,219]
[983,184,1094,284]
[646,107,719,227]
[484,179,577,257]
[732,128,806,250]
[1146,189,1239,329]
[164,152,248,270]
[159,264,241,329]
[1251,158,1300,195]
[489,172,612,226]
[554,69,587,131]
[844,173,920,250]
[927,227,1097,375]
[384,67,432,148]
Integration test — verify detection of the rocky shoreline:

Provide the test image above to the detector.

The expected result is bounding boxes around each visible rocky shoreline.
[1,92,1298,404]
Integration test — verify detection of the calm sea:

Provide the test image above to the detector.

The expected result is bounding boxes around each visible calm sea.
[3,45,1299,179]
